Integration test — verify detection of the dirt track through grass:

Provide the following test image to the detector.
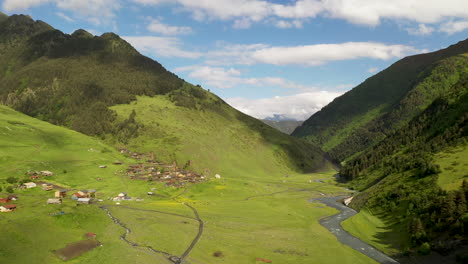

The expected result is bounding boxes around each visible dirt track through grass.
[100,203,204,264]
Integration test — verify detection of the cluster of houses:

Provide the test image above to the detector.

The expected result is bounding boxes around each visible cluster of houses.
[26,170,54,180]
[47,189,96,205]
[112,192,131,201]
[0,195,17,213]
[117,149,206,187]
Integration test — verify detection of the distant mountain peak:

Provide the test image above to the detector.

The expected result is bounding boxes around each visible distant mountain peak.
[264,114,299,122]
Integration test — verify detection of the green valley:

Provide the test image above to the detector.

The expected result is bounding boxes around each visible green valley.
[1,9,467,264]
[295,40,468,262]
[0,13,377,264]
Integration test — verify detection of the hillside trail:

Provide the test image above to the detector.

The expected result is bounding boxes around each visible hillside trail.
[312,195,400,264]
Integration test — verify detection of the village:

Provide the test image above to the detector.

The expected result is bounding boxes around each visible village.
[116,149,207,187]
[1,149,211,214]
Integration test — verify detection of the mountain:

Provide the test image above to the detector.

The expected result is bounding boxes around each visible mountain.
[264,114,299,122]
[342,54,468,260]
[261,119,303,134]
[0,14,382,264]
[293,41,468,260]
[293,39,468,162]
[0,103,371,264]
[0,14,330,174]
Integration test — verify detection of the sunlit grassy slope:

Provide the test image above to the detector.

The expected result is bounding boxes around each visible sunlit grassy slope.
[0,105,376,263]
[110,94,332,181]
[435,145,468,190]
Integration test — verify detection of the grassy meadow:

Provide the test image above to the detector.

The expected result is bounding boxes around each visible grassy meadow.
[0,104,377,263]
[435,144,468,190]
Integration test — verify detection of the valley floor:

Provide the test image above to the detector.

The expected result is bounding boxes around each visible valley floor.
[0,169,384,264]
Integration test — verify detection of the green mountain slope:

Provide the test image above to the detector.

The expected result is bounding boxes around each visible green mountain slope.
[0,74,372,264]
[293,39,468,161]
[337,54,468,259]
[0,14,182,135]
[0,104,178,264]
[0,14,327,173]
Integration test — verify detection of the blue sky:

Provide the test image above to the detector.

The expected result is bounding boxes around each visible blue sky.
[2,0,468,120]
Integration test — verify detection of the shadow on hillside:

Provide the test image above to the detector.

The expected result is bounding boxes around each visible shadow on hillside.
[368,210,408,256]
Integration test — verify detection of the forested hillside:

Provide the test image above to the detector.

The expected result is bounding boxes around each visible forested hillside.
[293,39,468,162]
[0,14,182,136]
[337,54,468,259]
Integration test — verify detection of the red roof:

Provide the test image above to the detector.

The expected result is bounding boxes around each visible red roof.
[85,232,97,238]
[256,258,272,263]
[0,198,10,203]
[4,204,16,209]
[73,192,85,198]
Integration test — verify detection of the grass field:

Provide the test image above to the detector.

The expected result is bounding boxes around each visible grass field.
[435,144,468,190]
[0,103,377,264]
[342,208,407,256]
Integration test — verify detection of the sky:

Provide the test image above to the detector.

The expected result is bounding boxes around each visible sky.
[2,0,468,121]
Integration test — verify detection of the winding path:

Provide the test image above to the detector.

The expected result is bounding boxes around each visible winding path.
[311,196,399,264]
[100,203,204,264]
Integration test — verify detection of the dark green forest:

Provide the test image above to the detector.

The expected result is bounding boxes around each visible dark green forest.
[0,14,188,137]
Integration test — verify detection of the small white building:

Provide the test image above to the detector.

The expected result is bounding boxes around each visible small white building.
[40,171,54,176]
[47,198,62,204]
[23,182,37,189]
[215,174,221,179]
[77,198,91,204]
[344,196,354,206]
[0,206,11,212]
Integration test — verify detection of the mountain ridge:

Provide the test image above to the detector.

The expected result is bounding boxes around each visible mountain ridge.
[0,12,329,174]
[293,38,468,161]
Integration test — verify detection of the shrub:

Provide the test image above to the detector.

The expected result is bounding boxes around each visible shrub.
[418,242,431,255]
[6,186,14,193]
[6,177,18,184]
[212,251,224,258]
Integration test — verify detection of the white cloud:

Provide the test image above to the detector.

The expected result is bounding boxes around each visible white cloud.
[122,36,202,59]
[274,19,303,29]
[205,43,269,65]
[226,91,343,120]
[174,65,255,88]
[233,18,253,29]
[3,0,120,25]
[56,12,74,22]
[250,42,419,66]
[56,0,120,25]
[146,18,193,35]
[439,20,468,34]
[406,24,434,35]
[174,65,316,90]
[367,67,379,73]
[2,0,51,11]
[205,42,421,66]
[131,0,468,28]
